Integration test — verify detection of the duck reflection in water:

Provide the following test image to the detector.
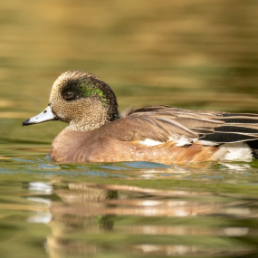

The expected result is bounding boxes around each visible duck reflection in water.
[22,179,255,257]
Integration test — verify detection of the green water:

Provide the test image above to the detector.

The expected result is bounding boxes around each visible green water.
[1,142,258,258]
[1,1,258,257]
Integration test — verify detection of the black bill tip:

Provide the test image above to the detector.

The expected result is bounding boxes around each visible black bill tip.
[22,119,33,126]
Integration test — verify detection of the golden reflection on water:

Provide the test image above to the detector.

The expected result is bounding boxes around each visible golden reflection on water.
[19,180,256,257]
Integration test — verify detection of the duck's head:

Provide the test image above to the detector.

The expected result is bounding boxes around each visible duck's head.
[23,70,118,131]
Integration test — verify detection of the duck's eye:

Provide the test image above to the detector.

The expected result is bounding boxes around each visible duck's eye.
[64,91,75,100]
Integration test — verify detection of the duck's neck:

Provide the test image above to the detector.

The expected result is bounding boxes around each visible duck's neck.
[67,109,110,132]
[67,96,118,132]
[68,119,108,132]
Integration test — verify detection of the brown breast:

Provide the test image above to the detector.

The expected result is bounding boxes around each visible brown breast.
[49,126,218,164]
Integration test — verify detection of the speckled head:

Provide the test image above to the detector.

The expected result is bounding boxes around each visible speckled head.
[23,70,119,132]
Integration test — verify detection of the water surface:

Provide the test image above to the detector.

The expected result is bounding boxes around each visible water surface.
[1,129,258,258]
[1,1,258,257]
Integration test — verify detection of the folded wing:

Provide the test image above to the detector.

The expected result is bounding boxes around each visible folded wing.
[110,106,258,146]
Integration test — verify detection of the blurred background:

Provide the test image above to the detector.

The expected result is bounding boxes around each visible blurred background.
[1,0,258,121]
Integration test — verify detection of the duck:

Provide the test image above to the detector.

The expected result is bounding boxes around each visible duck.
[23,70,258,164]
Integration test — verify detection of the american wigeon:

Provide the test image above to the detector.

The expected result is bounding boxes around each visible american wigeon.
[23,70,258,164]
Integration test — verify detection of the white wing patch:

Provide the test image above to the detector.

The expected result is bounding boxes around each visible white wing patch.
[195,140,219,146]
[138,139,163,146]
[174,136,194,146]
[139,136,196,147]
